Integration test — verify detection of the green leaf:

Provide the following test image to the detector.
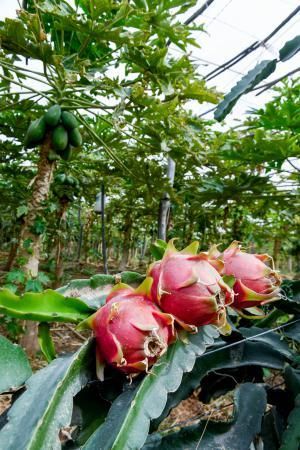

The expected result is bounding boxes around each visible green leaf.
[144,383,267,450]
[71,383,111,446]
[214,59,277,121]
[0,339,94,450]
[0,335,32,394]
[279,35,300,62]
[280,394,300,450]
[82,326,218,450]
[38,323,56,363]
[0,288,94,323]
[6,269,26,284]
[57,272,145,310]
[16,205,28,218]
[150,240,167,260]
[153,336,288,429]
[25,279,43,293]
[278,280,300,314]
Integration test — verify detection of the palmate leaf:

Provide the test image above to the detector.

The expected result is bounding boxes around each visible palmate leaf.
[0,335,32,394]
[214,59,277,121]
[144,383,267,450]
[57,271,145,309]
[0,288,94,323]
[81,326,218,450]
[0,339,93,450]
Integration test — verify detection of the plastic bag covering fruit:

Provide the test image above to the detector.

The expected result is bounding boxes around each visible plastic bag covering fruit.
[52,125,68,152]
[24,117,46,148]
[68,127,82,147]
[61,111,78,130]
[44,104,61,127]
[222,241,281,309]
[90,278,175,379]
[148,240,234,334]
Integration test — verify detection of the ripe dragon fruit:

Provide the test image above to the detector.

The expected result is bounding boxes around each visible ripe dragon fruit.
[148,240,234,333]
[222,241,281,309]
[88,278,175,379]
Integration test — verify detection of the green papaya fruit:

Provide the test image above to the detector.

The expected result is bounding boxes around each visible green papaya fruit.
[59,146,73,161]
[44,105,61,127]
[52,125,68,152]
[47,149,60,161]
[61,111,78,130]
[68,127,82,147]
[24,117,46,148]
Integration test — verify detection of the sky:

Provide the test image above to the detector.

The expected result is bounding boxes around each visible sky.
[0,0,299,126]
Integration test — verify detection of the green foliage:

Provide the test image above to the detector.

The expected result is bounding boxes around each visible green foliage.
[214,59,277,121]
[145,384,267,450]
[38,322,56,362]
[279,35,300,62]
[0,288,94,322]
[81,326,218,450]
[150,240,167,260]
[0,335,32,394]
[0,340,93,450]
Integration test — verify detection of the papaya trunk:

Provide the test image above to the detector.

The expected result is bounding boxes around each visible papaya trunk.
[53,198,69,289]
[19,135,55,355]
[273,237,281,269]
[119,212,132,271]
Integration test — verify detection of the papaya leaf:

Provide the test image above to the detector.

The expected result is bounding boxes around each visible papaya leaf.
[279,35,300,62]
[152,337,288,429]
[0,339,94,450]
[81,326,218,450]
[214,59,277,121]
[279,394,300,450]
[144,383,267,450]
[38,322,56,363]
[57,272,145,310]
[0,335,32,394]
[0,288,94,323]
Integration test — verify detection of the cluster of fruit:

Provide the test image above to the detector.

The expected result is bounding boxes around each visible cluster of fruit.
[24,105,82,161]
[85,240,281,380]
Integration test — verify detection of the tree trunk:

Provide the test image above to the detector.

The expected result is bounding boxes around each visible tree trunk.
[53,198,69,289]
[5,237,21,271]
[273,237,281,269]
[158,157,175,240]
[119,212,133,271]
[19,135,55,355]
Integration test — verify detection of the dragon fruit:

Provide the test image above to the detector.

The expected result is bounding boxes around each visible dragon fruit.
[222,241,281,309]
[89,278,175,379]
[148,240,234,333]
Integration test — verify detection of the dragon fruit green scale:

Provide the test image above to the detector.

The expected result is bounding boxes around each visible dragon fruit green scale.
[148,240,234,334]
[90,278,175,379]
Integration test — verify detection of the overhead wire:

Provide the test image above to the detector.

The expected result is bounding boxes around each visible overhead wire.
[204,5,300,81]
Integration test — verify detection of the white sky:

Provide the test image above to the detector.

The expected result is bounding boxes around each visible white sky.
[0,0,299,126]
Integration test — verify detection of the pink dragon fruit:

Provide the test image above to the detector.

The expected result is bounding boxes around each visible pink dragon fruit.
[89,278,175,379]
[148,240,234,333]
[222,241,281,309]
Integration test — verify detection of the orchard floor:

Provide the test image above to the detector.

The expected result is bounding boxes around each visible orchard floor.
[0,255,287,434]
